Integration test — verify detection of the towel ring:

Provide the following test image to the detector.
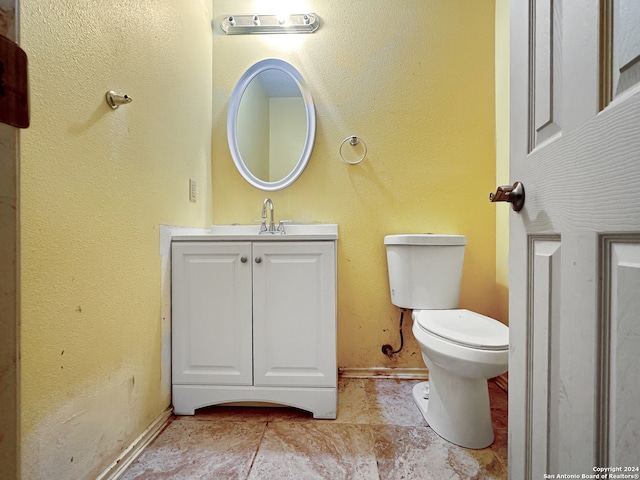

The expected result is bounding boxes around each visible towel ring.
[339,136,367,165]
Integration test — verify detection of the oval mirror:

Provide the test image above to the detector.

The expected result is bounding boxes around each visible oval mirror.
[227,59,316,191]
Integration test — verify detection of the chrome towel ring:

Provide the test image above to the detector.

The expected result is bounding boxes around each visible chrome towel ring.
[339,136,367,165]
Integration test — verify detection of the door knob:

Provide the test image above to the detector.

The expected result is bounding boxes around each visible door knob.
[240,256,247,263]
[255,257,262,264]
[489,181,525,212]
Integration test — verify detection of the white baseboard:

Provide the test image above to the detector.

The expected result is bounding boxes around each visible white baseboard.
[96,406,173,480]
[339,368,508,394]
[339,367,429,379]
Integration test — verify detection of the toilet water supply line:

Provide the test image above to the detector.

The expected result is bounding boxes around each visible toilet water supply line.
[382,308,405,357]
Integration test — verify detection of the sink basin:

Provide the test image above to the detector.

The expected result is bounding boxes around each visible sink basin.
[172,224,338,242]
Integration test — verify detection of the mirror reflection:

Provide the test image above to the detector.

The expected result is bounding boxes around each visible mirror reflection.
[236,69,306,182]
[227,59,316,191]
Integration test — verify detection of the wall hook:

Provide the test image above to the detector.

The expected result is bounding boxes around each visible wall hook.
[106,91,132,109]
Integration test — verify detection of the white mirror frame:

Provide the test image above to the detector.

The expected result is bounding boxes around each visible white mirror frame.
[227,59,316,191]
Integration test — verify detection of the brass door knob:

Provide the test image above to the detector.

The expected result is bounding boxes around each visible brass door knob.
[489,181,525,212]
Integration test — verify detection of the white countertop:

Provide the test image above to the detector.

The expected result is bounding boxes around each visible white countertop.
[172,224,338,242]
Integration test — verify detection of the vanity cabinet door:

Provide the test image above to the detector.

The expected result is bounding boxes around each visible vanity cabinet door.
[252,241,336,388]
[172,242,253,386]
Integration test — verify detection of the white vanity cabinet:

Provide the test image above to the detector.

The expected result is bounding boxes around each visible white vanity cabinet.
[171,235,337,419]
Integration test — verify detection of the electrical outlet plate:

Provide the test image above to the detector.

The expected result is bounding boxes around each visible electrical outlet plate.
[189,179,196,203]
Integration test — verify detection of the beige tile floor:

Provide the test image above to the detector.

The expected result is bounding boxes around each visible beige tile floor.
[121,377,508,479]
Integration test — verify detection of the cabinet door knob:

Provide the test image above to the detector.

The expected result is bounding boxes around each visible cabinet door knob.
[240,256,247,263]
[255,257,262,264]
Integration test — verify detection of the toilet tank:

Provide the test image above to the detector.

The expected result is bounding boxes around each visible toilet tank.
[384,234,466,310]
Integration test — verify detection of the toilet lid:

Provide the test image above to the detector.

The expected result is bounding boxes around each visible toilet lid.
[415,309,509,351]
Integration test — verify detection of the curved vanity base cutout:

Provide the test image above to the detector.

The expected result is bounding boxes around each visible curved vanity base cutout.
[172,385,337,419]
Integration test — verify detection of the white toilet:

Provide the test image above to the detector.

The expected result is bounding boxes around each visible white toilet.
[384,234,508,449]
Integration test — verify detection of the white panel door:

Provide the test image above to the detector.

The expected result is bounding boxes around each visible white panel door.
[252,242,336,388]
[172,242,253,385]
[510,0,640,477]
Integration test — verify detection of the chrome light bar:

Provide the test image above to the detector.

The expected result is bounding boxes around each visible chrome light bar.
[221,13,320,35]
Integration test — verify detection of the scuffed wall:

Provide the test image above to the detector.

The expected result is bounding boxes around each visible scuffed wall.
[19,0,213,477]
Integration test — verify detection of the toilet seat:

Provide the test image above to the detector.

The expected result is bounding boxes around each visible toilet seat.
[414,309,508,351]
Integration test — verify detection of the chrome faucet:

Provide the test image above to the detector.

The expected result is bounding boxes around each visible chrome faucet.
[261,198,275,233]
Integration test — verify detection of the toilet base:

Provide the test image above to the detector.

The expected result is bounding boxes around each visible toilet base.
[412,375,494,449]
[412,381,431,424]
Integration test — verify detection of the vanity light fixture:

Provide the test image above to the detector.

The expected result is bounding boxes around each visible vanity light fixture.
[221,13,319,34]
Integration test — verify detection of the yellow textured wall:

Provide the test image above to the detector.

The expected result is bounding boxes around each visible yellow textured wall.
[19,1,212,478]
[212,0,498,368]
[495,0,510,325]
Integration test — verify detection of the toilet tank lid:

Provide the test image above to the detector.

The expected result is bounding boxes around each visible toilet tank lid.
[384,234,467,246]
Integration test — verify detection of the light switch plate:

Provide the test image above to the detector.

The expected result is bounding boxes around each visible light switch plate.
[189,178,196,203]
